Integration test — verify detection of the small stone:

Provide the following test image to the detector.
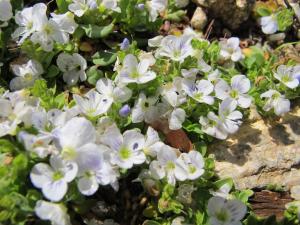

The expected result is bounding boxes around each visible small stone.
[191,7,208,31]
[268,33,286,42]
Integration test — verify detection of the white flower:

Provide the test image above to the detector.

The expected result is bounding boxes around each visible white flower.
[57,52,87,86]
[18,131,55,158]
[168,107,186,130]
[138,51,156,66]
[31,108,77,135]
[30,155,78,201]
[100,126,146,169]
[30,10,78,52]
[215,75,252,108]
[149,145,187,185]
[156,35,193,62]
[146,0,167,22]
[0,96,35,137]
[74,90,110,117]
[161,78,186,108]
[260,90,290,116]
[50,12,78,34]
[160,78,187,130]
[181,68,199,81]
[76,145,119,195]
[131,93,158,123]
[199,112,228,140]
[207,197,247,225]
[148,35,164,47]
[218,98,243,134]
[292,65,300,81]
[182,79,214,105]
[274,65,299,89]
[0,0,12,22]
[12,3,46,43]
[143,126,164,157]
[119,54,156,84]
[53,117,104,173]
[10,60,44,91]
[209,183,232,199]
[69,0,98,17]
[100,0,121,12]
[208,69,221,84]
[219,37,243,62]
[260,15,278,34]
[96,78,132,109]
[200,98,243,139]
[171,217,190,225]
[176,150,204,180]
[35,200,71,225]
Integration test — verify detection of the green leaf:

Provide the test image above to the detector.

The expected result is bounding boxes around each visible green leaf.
[54,93,67,109]
[81,24,114,39]
[56,0,72,13]
[92,51,117,66]
[194,142,207,156]
[12,154,28,170]
[165,10,186,22]
[0,210,12,222]
[213,178,233,190]
[0,139,17,153]
[86,66,104,85]
[195,211,205,225]
[256,7,271,17]
[45,65,60,78]
[192,39,209,50]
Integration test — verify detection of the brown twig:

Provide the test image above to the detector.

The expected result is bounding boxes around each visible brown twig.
[204,19,215,40]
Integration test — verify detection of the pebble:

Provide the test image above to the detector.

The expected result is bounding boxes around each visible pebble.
[191,7,208,31]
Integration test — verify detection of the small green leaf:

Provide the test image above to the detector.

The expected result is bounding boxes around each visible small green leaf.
[46,65,60,78]
[81,24,114,39]
[56,0,72,13]
[0,139,17,153]
[12,154,28,170]
[92,51,117,66]
[256,7,271,17]
[87,66,104,85]
[165,10,186,22]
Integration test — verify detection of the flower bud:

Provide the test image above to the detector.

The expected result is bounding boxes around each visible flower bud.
[120,38,130,50]
[119,104,131,117]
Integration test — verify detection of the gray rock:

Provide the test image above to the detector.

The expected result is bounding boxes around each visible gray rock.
[193,0,255,29]
[191,7,208,31]
[209,105,300,190]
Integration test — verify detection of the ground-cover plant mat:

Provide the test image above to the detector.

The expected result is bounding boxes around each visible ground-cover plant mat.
[0,0,300,225]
